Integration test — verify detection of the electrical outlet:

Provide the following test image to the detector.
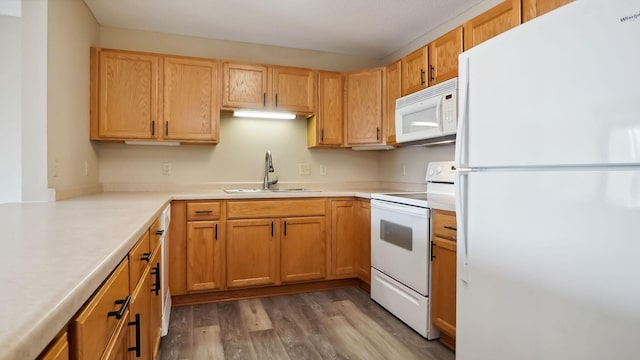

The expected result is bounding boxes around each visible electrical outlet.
[52,159,59,178]
[162,162,172,176]
[319,164,327,176]
[299,163,311,176]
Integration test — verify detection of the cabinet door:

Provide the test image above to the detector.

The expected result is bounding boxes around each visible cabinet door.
[310,71,343,147]
[272,67,315,113]
[222,62,269,109]
[226,219,278,288]
[522,0,573,22]
[280,216,326,283]
[149,246,163,358]
[187,221,224,291]
[102,315,129,360]
[163,57,219,142]
[129,266,151,360]
[431,236,457,339]
[98,50,158,139]
[401,46,428,96]
[345,68,384,145]
[356,200,371,284]
[39,333,68,360]
[429,27,463,86]
[330,200,358,276]
[384,61,401,145]
[463,0,521,50]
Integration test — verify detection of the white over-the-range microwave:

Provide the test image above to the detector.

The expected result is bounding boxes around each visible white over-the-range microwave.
[395,77,458,146]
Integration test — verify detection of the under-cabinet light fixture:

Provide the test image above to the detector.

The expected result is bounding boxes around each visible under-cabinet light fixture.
[124,141,181,146]
[233,110,296,120]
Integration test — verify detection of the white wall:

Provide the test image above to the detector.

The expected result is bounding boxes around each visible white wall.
[0,15,22,203]
[47,0,101,200]
[21,0,49,202]
[99,114,380,187]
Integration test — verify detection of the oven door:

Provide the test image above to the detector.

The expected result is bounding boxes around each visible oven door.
[371,199,430,296]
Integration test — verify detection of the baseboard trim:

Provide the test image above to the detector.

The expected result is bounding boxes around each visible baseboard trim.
[172,278,364,306]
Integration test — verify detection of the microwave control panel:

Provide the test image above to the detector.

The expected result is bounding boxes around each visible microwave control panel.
[442,92,457,134]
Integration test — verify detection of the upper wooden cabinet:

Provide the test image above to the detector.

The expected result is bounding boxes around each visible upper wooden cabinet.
[222,62,268,109]
[93,50,158,140]
[222,62,315,114]
[428,27,464,86]
[163,56,219,142]
[344,68,384,145]
[90,48,220,143]
[384,61,401,145]
[401,46,428,96]
[522,0,573,22]
[308,71,344,147]
[272,66,316,113]
[463,0,521,50]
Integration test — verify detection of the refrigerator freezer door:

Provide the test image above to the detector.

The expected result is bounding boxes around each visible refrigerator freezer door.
[457,0,640,168]
[456,169,640,360]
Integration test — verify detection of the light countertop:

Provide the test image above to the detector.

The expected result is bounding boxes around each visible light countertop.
[0,189,379,360]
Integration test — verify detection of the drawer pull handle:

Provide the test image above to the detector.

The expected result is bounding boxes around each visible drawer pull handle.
[155,229,164,236]
[431,241,436,261]
[107,295,131,320]
[195,210,213,214]
[151,263,161,296]
[444,225,457,231]
[140,251,153,262]
[128,313,141,357]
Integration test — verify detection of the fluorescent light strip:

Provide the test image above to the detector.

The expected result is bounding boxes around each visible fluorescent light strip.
[233,110,296,120]
[124,141,181,146]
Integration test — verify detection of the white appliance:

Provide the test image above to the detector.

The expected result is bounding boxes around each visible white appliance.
[370,161,455,339]
[455,1,640,359]
[158,204,172,336]
[395,78,457,146]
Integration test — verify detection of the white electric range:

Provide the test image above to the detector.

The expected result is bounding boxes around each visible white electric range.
[370,161,455,339]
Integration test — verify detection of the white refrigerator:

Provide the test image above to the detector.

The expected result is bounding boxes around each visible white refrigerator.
[455,0,640,359]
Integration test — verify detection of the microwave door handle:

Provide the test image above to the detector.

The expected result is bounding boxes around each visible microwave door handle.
[436,96,443,131]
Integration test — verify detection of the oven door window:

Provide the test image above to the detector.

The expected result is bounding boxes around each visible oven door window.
[380,220,412,251]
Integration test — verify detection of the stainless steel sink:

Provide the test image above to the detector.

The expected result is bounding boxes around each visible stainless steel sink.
[224,188,318,194]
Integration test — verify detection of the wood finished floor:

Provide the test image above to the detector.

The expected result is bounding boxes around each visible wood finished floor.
[159,286,455,360]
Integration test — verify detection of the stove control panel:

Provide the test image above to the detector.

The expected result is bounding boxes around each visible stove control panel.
[426,161,456,183]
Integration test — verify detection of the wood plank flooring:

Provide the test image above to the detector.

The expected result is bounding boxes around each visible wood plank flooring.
[159,286,455,360]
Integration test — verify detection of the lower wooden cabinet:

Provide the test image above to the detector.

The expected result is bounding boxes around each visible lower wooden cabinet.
[149,246,163,358]
[356,200,371,284]
[431,210,457,350]
[101,310,130,360]
[128,260,152,360]
[70,258,130,360]
[170,198,370,298]
[280,216,326,283]
[39,332,69,360]
[187,220,224,291]
[226,219,279,288]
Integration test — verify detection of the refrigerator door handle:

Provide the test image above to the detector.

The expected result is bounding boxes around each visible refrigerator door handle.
[455,56,470,169]
[455,169,470,283]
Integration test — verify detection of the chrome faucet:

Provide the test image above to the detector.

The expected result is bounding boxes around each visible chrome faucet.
[263,150,278,190]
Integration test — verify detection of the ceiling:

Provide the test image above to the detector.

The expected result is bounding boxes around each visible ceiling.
[83,0,485,59]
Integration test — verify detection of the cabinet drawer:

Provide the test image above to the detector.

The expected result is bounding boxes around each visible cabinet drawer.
[38,332,68,360]
[433,210,457,240]
[187,201,221,220]
[149,217,161,251]
[227,199,326,219]
[71,258,130,360]
[129,231,151,291]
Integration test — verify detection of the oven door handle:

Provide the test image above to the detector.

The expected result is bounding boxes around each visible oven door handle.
[371,200,429,217]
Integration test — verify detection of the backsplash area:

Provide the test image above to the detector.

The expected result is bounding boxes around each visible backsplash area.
[98,113,380,187]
